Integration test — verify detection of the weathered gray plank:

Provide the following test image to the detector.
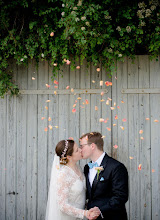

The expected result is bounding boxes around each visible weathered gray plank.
[27,59,38,90]
[16,65,28,220]
[5,61,17,220]
[111,60,118,160]
[47,64,59,189]
[128,56,141,220]
[90,63,102,132]
[117,58,128,165]
[116,58,129,214]
[79,60,91,167]
[111,58,128,164]
[68,60,80,143]
[150,56,160,220]
[0,98,6,220]
[27,59,38,220]
[102,64,111,156]
[58,64,70,140]
[138,55,151,220]
[17,64,28,90]
[18,89,108,95]
[121,88,160,94]
[37,60,49,220]
[6,95,17,220]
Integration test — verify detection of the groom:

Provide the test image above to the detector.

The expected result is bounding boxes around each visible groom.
[80,132,128,220]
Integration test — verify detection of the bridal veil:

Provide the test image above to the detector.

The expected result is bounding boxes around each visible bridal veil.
[45,154,61,220]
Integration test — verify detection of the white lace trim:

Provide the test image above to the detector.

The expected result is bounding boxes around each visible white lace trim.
[57,166,86,219]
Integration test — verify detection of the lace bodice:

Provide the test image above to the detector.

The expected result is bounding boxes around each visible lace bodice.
[57,165,86,219]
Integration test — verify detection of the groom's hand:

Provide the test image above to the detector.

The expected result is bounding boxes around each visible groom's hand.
[87,207,100,220]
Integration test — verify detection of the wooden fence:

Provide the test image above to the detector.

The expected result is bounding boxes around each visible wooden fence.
[0,56,160,219]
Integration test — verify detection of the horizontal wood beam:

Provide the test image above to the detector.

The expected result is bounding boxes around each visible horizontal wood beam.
[121,88,160,94]
[15,89,108,95]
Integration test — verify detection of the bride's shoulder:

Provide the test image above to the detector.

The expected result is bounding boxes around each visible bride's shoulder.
[59,165,67,172]
[57,166,67,179]
[59,165,71,176]
[57,166,74,184]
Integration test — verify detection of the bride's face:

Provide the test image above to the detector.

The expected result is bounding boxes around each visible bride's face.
[70,143,82,162]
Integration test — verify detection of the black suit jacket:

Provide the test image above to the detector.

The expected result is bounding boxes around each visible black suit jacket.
[84,153,128,220]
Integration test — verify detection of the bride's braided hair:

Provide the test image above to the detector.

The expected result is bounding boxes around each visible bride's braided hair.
[55,139,75,165]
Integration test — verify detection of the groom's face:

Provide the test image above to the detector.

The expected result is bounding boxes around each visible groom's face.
[80,137,92,159]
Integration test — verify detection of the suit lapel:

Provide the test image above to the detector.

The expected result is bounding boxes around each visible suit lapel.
[91,153,109,192]
[84,164,92,198]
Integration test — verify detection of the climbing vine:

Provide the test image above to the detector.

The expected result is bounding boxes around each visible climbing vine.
[0,0,160,97]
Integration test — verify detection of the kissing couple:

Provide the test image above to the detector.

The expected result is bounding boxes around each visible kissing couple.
[45,132,128,220]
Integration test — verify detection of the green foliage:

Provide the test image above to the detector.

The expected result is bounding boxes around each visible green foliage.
[0,0,160,97]
[0,69,19,98]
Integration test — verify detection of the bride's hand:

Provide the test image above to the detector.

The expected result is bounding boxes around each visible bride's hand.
[85,207,100,220]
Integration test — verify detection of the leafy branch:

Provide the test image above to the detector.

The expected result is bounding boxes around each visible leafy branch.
[0,0,160,97]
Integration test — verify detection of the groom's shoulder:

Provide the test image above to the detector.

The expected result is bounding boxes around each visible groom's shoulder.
[106,153,127,170]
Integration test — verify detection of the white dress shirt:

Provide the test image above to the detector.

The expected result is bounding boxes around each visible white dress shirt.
[88,152,105,186]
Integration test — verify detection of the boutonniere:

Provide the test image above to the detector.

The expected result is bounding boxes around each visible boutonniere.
[95,166,104,180]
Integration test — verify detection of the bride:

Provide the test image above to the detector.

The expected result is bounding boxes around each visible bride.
[45,139,100,220]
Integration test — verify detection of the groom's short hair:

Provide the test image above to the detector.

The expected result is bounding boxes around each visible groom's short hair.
[80,132,104,151]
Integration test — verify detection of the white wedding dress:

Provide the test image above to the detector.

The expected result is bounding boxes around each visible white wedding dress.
[57,165,86,219]
[45,155,86,220]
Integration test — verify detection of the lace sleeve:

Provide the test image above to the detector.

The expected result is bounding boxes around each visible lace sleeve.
[57,168,85,219]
